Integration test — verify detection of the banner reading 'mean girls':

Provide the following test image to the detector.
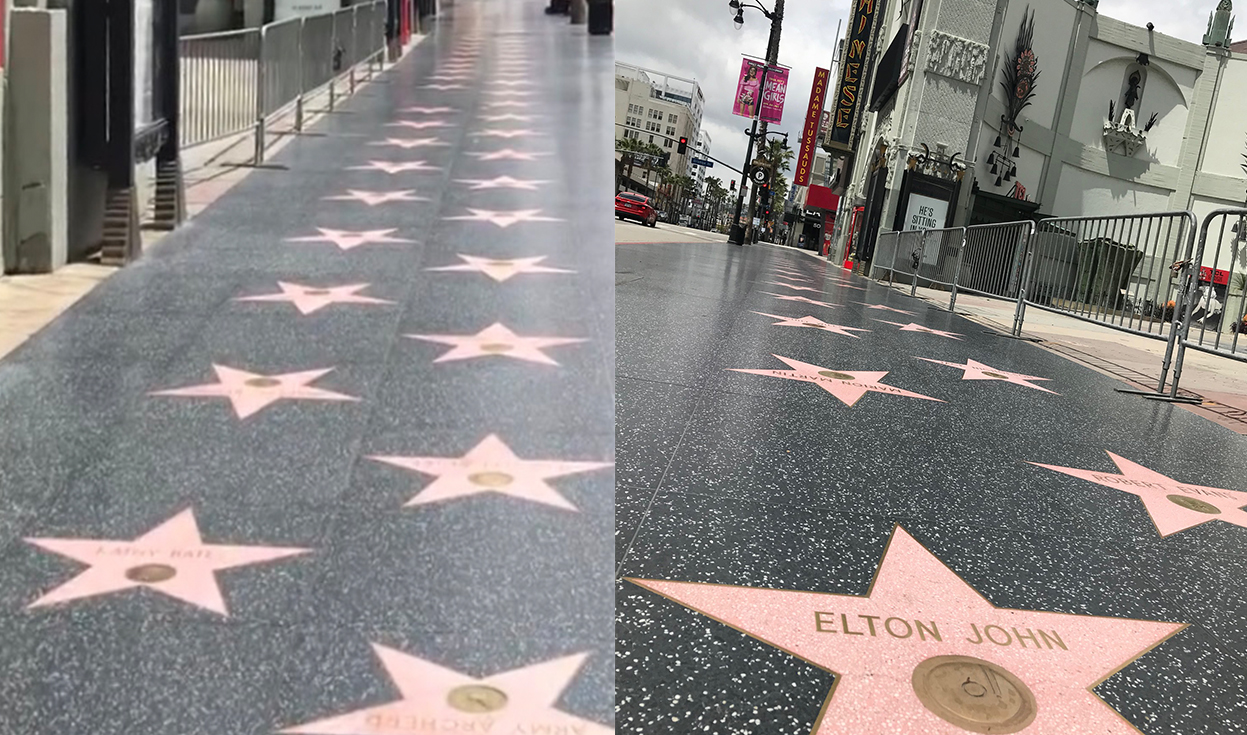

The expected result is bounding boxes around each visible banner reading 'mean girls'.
[759,66,789,125]
[733,59,790,124]
[732,59,765,119]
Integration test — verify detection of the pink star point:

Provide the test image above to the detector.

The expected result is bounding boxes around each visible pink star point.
[464,149,548,161]
[753,312,870,338]
[443,209,563,228]
[730,354,942,407]
[280,646,612,734]
[426,254,573,282]
[235,282,394,315]
[918,357,1057,393]
[368,434,611,510]
[406,323,585,366]
[628,526,1185,734]
[151,364,358,419]
[322,190,428,206]
[286,228,414,251]
[369,137,450,150]
[1031,451,1247,536]
[760,291,842,310]
[471,128,542,139]
[877,320,963,340]
[453,175,551,190]
[25,508,309,615]
[398,106,458,114]
[385,120,453,130]
[856,302,918,315]
[348,160,442,175]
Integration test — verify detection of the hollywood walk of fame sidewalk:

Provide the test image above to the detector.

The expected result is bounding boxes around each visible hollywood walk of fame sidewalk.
[616,236,1247,734]
[0,2,613,733]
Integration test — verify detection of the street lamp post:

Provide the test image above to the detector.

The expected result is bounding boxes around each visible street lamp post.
[726,0,785,246]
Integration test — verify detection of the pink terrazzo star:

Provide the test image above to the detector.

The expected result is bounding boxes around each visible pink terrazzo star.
[286,228,413,251]
[426,254,573,282]
[368,434,611,510]
[876,320,964,340]
[730,355,942,407]
[479,113,538,122]
[420,83,468,90]
[369,137,450,150]
[348,160,443,174]
[765,281,825,293]
[385,120,453,130]
[323,190,429,206]
[1031,451,1247,537]
[627,526,1185,735]
[151,365,359,418]
[489,80,535,87]
[235,282,394,315]
[25,509,308,615]
[464,149,549,161]
[407,322,585,366]
[454,175,551,190]
[772,273,813,283]
[471,129,543,139]
[281,647,612,734]
[761,292,843,310]
[482,100,532,109]
[752,312,871,338]
[443,209,563,228]
[398,106,458,114]
[485,91,535,98]
[917,358,1058,394]
[856,302,917,315]
[426,74,474,81]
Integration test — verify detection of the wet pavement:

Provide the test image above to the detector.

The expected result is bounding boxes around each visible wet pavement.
[0,2,613,733]
[615,236,1247,735]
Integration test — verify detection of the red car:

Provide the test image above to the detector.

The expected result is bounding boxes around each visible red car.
[615,192,657,227]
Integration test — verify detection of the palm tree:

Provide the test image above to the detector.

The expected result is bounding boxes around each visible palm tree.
[616,137,666,195]
[762,137,795,177]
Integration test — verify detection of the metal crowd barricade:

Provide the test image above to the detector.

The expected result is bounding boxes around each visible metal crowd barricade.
[869,231,901,282]
[1164,208,1247,400]
[179,29,261,148]
[1018,211,1198,398]
[179,0,387,164]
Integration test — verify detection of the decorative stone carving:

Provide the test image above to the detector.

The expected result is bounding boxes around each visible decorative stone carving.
[1103,112,1147,156]
[926,30,989,85]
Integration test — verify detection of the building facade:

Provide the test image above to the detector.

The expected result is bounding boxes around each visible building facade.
[828,0,1247,276]
[614,62,704,180]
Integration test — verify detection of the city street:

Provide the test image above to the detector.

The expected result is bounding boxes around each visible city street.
[0,2,614,733]
[615,236,1247,734]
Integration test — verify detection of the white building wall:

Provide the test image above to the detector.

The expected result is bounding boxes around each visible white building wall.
[1201,53,1247,181]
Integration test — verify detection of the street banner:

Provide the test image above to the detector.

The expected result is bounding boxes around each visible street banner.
[759,66,789,124]
[828,0,888,153]
[793,67,830,187]
[733,59,790,124]
[732,59,765,119]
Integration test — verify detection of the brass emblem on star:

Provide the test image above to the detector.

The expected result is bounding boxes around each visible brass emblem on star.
[244,377,281,388]
[1166,494,1221,514]
[124,563,178,583]
[470,471,515,488]
[447,684,508,713]
[911,655,1037,733]
[818,370,857,381]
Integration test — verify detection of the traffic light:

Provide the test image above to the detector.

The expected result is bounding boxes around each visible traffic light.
[758,181,771,206]
[729,180,736,191]
[677,136,688,154]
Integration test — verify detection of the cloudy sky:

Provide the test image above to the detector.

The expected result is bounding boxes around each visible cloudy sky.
[616,0,1216,181]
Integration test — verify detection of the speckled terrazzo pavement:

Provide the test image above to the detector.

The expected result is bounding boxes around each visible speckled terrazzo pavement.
[0,3,613,733]
[615,239,1247,734]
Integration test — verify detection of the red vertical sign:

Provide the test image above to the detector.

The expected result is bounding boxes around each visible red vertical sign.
[793,67,830,187]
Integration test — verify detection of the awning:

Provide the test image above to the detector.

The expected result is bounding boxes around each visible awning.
[806,185,840,212]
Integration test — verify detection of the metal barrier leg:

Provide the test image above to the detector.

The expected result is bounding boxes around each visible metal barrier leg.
[295,95,304,133]
[253,118,266,165]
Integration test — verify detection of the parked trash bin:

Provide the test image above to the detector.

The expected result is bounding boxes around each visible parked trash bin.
[588,0,612,34]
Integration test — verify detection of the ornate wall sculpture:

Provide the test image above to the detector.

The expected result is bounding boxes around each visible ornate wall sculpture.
[984,6,1041,195]
[925,30,989,85]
